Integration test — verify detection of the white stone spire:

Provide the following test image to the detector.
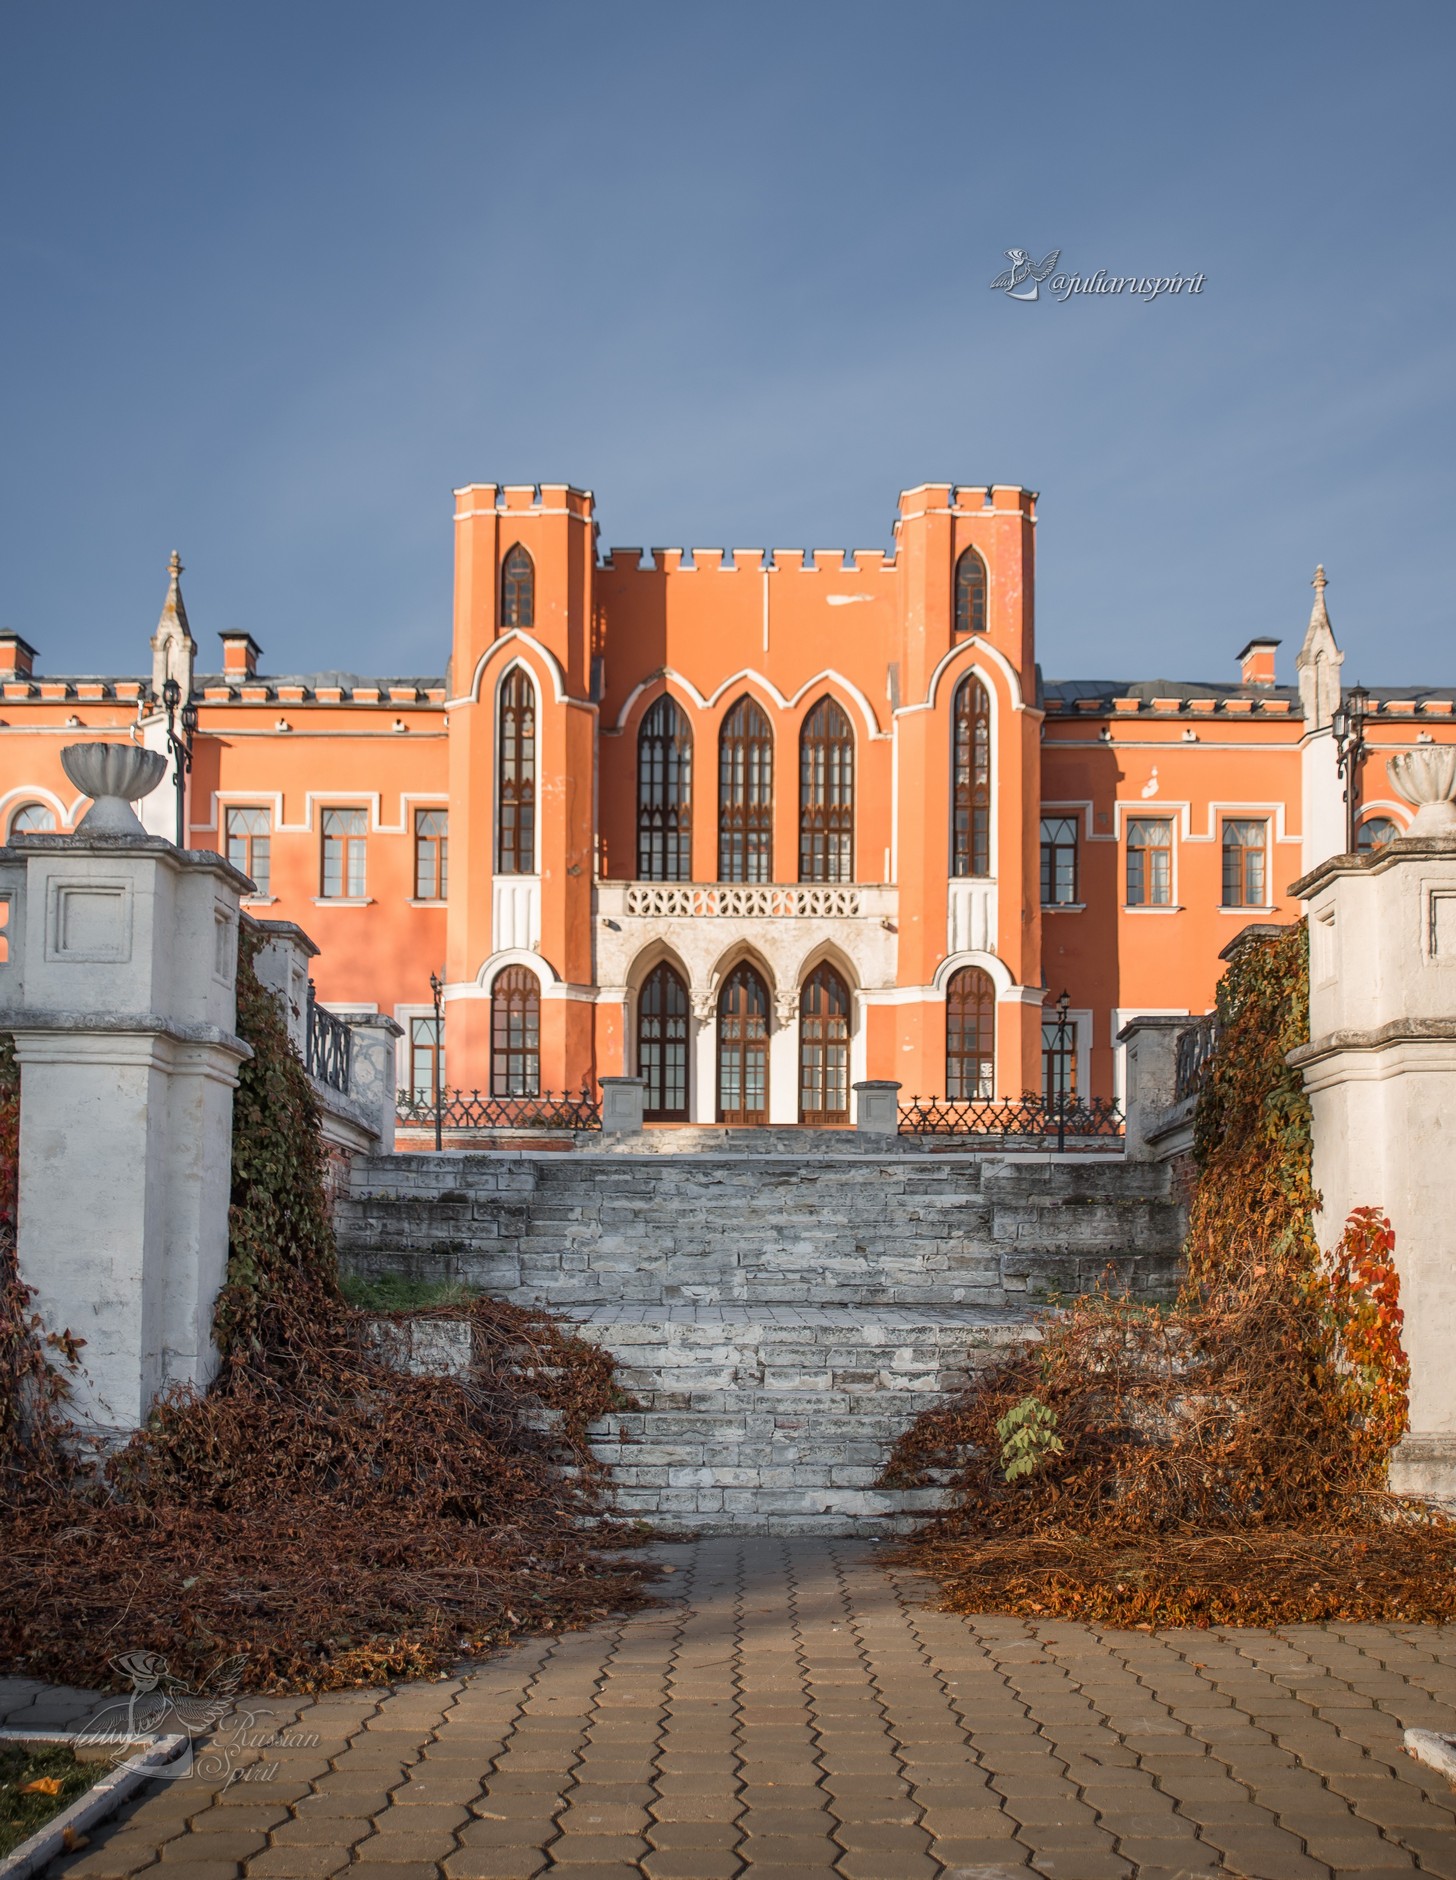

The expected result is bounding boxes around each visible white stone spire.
[1296,564,1343,730]
[150,550,197,702]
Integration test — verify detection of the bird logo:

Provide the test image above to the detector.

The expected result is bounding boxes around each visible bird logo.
[990,248,1061,301]
[79,1651,250,1779]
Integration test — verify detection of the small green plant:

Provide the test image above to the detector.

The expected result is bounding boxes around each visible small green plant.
[339,1273,481,1312]
[995,1394,1065,1483]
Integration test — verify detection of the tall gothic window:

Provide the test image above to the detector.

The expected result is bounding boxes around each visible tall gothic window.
[497,668,536,875]
[718,696,773,882]
[717,961,770,1124]
[946,966,996,1100]
[799,697,854,883]
[952,675,991,877]
[799,963,851,1126]
[638,697,693,880]
[501,544,534,630]
[638,960,689,1120]
[954,546,987,636]
[491,965,540,1097]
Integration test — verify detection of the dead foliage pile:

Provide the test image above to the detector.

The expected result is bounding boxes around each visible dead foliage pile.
[882,923,1456,1627]
[0,933,659,1693]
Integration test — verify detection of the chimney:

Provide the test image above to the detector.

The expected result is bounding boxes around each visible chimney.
[0,633,37,681]
[1237,637,1280,688]
[219,631,263,680]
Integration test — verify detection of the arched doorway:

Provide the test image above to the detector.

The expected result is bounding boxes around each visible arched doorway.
[799,963,851,1126]
[717,962,769,1126]
[638,961,689,1121]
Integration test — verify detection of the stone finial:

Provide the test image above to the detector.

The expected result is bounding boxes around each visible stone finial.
[1388,746,1456,836]
[150,549,197,703]
[1296,563,1343,730]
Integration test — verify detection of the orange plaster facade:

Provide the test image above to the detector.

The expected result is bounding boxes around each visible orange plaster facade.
[0,484,1450,1123]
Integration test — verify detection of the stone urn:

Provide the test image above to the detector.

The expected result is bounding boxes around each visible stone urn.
[1387,746,1456,837]
[60,741,168,835]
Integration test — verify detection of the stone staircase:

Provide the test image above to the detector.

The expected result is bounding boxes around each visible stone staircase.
[337,1143,1184,1534]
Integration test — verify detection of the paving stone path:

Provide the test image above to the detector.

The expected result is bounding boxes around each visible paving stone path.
[5,1539,1455,1880]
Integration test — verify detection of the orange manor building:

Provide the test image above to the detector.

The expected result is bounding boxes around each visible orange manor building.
[1,480,1451,1127]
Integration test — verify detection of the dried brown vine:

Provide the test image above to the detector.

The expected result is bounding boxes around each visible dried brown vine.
[883,922,1456,1628]
[0,932,658,1693]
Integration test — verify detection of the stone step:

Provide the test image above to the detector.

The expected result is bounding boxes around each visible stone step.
[381,1303,1033,1537]
[338,1149,1184,1311]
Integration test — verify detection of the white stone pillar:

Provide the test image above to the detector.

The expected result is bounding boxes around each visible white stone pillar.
[690,995,716,1124]
[768,990,799,1124]
[853,1080,900,1134]
[344,1013,405,1151]
[1118,1015,1190,1160]
[249,918,319,1054]
[1289,829,1456,1500]
[0,832,250,1440]
[600,1075,646,1133]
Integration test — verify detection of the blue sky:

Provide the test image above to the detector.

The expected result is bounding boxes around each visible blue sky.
[2,2,1453,686]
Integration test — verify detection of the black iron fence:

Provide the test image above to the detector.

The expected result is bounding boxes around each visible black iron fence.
[305,983,352,1093]
[1174,1015,1219,1103]
[898,1093,1124,1142]
[395,1086,602,1132]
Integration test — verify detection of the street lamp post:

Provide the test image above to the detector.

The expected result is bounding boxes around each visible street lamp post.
[1332,684,1370,854]
[1054,988,1071,1154]
[159,677,198,849]
[429,969,445,1152]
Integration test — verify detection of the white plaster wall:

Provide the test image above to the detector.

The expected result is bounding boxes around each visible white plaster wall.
[1300,729,1347,875]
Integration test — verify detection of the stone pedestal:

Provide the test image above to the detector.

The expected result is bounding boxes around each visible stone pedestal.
[0,834,250,1440]
[853,1080,901,1134]
[1118,1015,1190,1160]
[344,1013,404,1151]
[600,1075,646,1133]
[1290,835,1456,1500]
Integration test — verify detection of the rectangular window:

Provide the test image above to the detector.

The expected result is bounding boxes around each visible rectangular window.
[1041,1018,1079,1105]
[225,806,270,898]
[408,1015,444,1101]
[1222,819,1268,907]
[414,809,448,900]
[1126,818,1173,907]
[321,808,367,898]
[1039,816,1078,905]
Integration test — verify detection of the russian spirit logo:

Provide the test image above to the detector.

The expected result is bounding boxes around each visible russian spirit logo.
[992,248,1206,304]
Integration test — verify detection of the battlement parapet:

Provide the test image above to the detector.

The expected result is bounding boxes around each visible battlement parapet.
[602,547,899,575]
[454,483,595,519]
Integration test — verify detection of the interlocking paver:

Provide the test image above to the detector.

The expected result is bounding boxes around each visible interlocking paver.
[32,1537,1456,1880]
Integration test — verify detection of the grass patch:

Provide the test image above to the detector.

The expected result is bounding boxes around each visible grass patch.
[338,1273,481,1312]
[0,1742,106,1858]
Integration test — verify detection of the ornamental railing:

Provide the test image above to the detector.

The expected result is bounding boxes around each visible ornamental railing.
[305,982,352,1093]
[623,884,863,919]
[1173,1014,1219,1103]
[898,1093,1125,1143]
[395,1086,602,1131]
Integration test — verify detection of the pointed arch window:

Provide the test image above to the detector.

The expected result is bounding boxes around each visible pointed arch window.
[952,675,991,877]
[497,668,536,875]
[638,697,693,881]
[501,544,534,630]
[799,698,854,883]
[946,966,996,1100]
[718,697,773,883]
[954,547,987,636]
[799,963,851,1126]
[717,961,769,1125]
[491,965,540,1097]
[638,960,689,1120]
